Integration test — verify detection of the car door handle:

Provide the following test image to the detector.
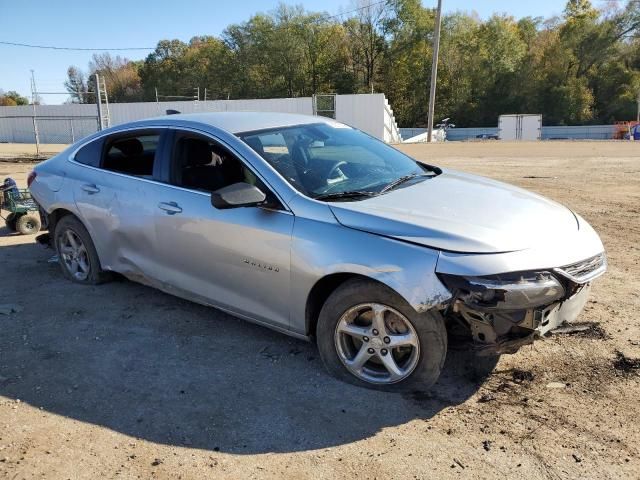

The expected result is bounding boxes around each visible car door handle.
[81,184,100,194]
[158,201,182,215]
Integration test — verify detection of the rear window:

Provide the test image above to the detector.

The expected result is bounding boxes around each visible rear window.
[74,138,103,167]
[102,134,160,178]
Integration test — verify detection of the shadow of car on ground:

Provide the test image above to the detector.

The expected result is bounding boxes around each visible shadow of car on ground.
[0,240,495,454]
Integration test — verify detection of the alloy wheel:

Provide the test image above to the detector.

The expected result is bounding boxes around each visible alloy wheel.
[334,303,420,384]
[58,229,90,281]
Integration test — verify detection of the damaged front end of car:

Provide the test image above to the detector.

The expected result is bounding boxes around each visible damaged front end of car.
[438,253,607,356]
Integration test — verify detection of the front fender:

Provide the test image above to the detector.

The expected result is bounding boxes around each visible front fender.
[289,215,452,335]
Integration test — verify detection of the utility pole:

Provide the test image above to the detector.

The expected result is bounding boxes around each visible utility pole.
[30,70,40,156]
[95,73,104,131]
[155,87,160,114]
[636,90,639,123]
[426,0,443,143]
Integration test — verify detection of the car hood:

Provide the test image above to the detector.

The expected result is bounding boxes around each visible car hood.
[329,169,579,253]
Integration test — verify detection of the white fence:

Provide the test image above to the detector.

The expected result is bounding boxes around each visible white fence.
[400,125,619,141]
[0,94,402,144]
[0,115,100,144]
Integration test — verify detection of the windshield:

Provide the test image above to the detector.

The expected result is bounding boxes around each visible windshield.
[238,123,439,200]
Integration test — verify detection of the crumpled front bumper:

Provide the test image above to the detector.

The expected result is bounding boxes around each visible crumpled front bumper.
[469,284,592,356]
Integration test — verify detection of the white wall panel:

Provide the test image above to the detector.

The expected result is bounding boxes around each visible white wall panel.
[0,95,403,143]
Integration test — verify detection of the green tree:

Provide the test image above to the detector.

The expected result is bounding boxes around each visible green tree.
[0,90,29,106]
[64,66,92,103]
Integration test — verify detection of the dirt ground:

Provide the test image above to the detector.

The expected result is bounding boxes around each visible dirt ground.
[0,141,638,479]
[0,143,67,160]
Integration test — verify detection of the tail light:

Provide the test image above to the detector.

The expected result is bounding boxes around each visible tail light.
[27,170,37,187]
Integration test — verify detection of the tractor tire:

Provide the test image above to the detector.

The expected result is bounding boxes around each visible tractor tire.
[16,214,41,235]
[5,213,18,231]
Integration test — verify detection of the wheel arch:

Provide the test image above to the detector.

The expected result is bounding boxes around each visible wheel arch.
[305,272,409,338]
[48,207,78,236]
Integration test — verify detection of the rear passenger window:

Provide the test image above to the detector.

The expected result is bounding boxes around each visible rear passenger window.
[74,138,103,167]
[103,134,159,178]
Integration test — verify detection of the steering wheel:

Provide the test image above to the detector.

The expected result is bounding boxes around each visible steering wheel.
[327,161,348,180]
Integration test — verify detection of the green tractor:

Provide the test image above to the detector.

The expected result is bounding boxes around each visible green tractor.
[1,182,42,235]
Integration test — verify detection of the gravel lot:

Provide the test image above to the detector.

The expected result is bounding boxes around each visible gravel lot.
[1,141,638,479]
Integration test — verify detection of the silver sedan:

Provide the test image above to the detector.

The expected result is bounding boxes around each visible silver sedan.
[29,112,606,391]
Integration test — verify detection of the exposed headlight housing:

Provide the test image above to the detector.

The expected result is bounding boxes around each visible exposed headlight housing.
[440,271,565,310]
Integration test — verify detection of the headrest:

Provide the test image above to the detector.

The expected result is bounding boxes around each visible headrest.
[183,139,212,167]
[244,136,265,157]
[113,138,143,156]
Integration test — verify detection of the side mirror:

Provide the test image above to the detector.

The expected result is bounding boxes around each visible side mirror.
[211,182,267,209]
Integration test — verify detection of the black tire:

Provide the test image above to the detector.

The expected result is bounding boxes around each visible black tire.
[54,215,111,285]
[16,214,41,235]
[5,213,18,231]
[316,278,447,392]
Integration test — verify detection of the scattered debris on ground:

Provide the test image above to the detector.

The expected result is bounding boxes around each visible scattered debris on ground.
[612,351,640,375]
[477,392,496,403]
[509,368,535,383]
[546,382,568,389]
[553,322,608,339]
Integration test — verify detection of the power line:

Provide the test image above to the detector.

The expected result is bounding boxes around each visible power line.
[321,0,389,22]
[0,1,392,52]
[0,40,155,51]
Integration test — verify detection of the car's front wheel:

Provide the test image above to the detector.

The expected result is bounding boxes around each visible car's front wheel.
[316,278,447,392]
[54,215,111,285]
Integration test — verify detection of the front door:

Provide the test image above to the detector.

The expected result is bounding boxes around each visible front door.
[151,130,294,330]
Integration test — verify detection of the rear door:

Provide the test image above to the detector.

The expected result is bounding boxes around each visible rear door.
[71,129,171,278]
[150,129,295,329]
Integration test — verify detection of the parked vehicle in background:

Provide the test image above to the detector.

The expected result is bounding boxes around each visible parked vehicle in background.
[29,112,606,391]
[476,133,499,140]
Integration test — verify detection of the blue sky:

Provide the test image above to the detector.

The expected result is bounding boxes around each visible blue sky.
[1,0,570,104]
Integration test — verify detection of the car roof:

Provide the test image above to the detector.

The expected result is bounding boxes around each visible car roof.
[145,111,338,134]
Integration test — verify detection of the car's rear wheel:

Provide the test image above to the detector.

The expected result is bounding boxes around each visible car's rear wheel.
[54,216,111,285]
[316,278,447,392]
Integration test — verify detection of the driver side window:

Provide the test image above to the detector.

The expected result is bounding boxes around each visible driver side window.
[172,136,245,192]
[170,133,283,209]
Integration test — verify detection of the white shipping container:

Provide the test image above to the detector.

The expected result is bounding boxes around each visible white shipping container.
[498,114,542,140]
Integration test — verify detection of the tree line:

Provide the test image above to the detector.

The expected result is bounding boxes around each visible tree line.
[0,90,29,106]
[63,0,640,127]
